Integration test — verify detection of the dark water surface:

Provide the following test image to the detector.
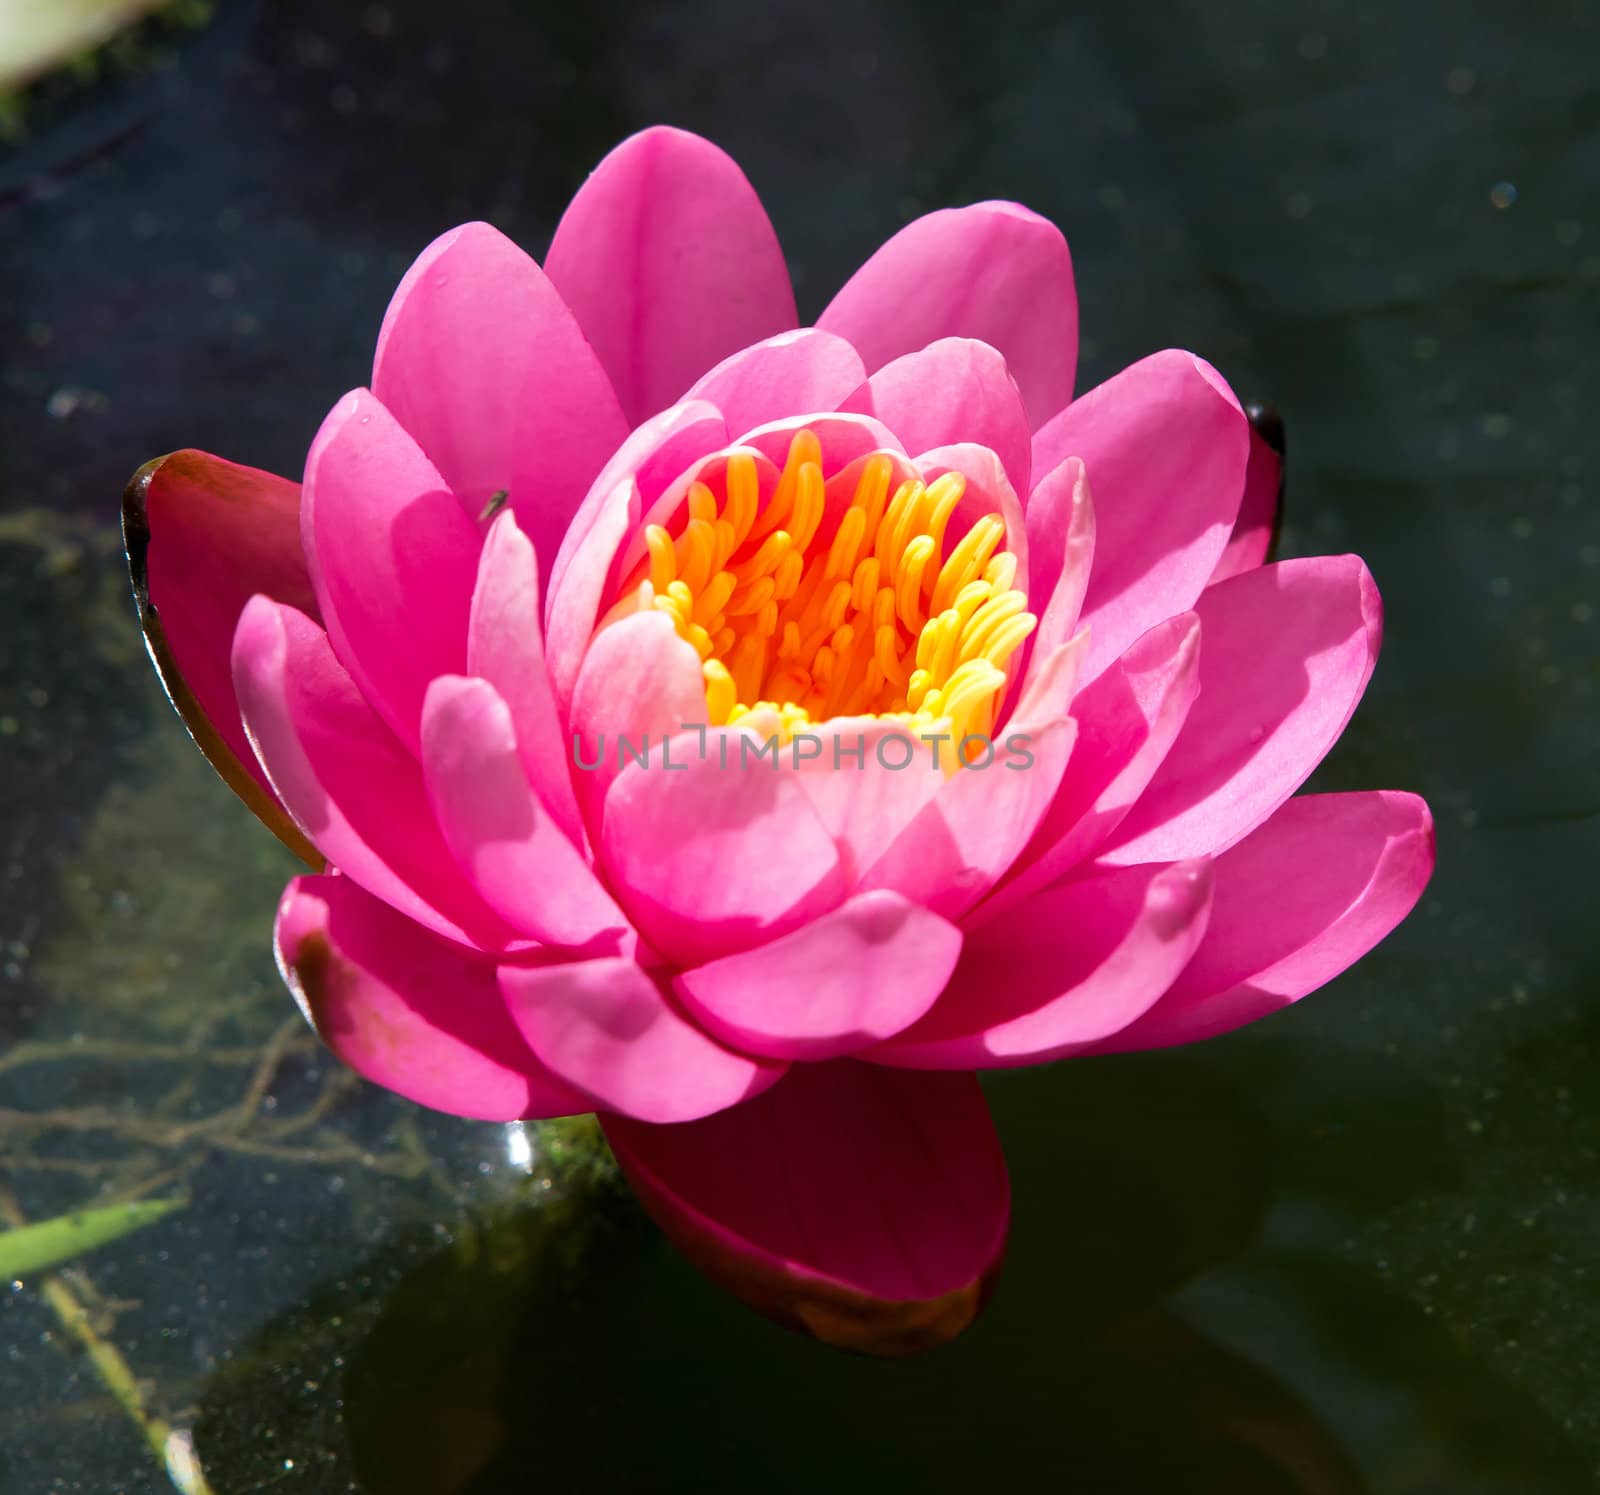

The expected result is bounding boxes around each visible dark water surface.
[2,1,1597,1490]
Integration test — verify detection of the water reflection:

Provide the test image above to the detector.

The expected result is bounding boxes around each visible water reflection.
[183,1040,1590,1493]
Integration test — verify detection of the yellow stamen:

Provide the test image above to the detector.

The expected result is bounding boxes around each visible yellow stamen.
[591,428,1035,772]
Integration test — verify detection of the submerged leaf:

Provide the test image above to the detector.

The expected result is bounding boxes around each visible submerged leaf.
[0,1197,184,1278]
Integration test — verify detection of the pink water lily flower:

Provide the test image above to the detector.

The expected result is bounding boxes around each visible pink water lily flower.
[124,126,1434,1354]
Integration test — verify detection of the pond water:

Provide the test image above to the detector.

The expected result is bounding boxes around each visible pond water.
[2,0,1597,1490]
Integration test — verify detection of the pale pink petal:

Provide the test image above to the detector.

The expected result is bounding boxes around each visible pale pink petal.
[500,957,784,1124]
[859,634,1086,920]
[275,874,589,1121]
[675,892,963,1061]
[1092,791,1435,1051]
[990,612,1201,917]
[873,859,1213,1068]
[300,389,482,752]
[686,328,867,439]
[125,450,320,863]
[371,221,628,566]
[844,338,1032,497]
[602,1063,1009,1354]
[467,512,583,846]
[568,609,708,824]
[420,676,631,950]
[544,126,797,424]
[738,411,906,476]
[1102,556,1382,865]
[818,202,1078,429]
[790,717,949,885]
[1031,350,1250,681]
[1210,408,1284,585]
[231,596,515,950]
[599,727,846,965]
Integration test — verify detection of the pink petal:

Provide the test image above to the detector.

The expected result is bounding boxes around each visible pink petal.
[1092,791,1435,1051]
[500,957,784,1124]
[602,1062,1009,1354]
[301,389,482,753]
[548,402,728,621]
[231,596,514,950]
[675,891,963,1061]
[568,609,709,825]
[686,328,867,439]
[1031,350,1250,682]
[275,874,589,1121]
[790,717,949,884]
[818,202,1078,429]
[544,126,797,424]
[599,726,846,965]
[420,675,631,950]
[844,338,1032,497]
[1102,556,1382,865]
[859,634,1086,920]
[1210,408,1284,585]
[1016,455,1095,696]
[545,476,639,714]
[873,858,1214,1068]
[125,450,320,864]
[738,411,906,475]
[991,611,1202,917]
[467,511,583,847]
[371,221,628,567]
[545,399,728,708]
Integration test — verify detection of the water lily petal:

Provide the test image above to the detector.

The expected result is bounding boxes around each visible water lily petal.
[1102,556,1382,864]
[1093,792,1435,1051]
[687,328,867,439]
[675,891,962,1061]
[568,609,709,825]
[468,511,584,846]
[1032,350,1249,681]
[602,1062,1009,1355]
[124,450,320,864]
[420,675,631,949]
[371,221,628,566]
[845,338,1032,498]
[545,126,796,424]
[1209,411,1283,584]
[790,717,950,885]
[232,596,514,950]
[818,202,1077,428]
[873,859,1213,1068]
[546,400,728,708]
[276,874,588,1121]
[737,410,906,475]
[500,958,784,1123]
[600,727,846,965]
[301,389,481,753]
[859,634,1086,920]
[992,611,1202,915]
[1013,454,1095,702]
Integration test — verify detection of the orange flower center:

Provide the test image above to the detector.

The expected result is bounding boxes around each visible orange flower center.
[598,429,1036,766]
